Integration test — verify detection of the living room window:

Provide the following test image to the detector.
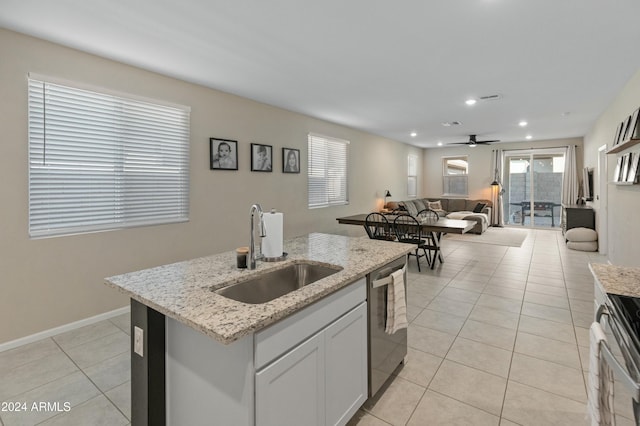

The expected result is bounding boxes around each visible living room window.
[28,75,191,238]
[442,156,468,196]
[407,154,418,197]
[308,133,349,208]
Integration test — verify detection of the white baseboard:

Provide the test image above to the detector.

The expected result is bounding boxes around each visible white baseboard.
[0,306,130,353]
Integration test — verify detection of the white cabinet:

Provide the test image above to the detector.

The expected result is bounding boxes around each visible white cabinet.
[255,279,367,426]
[166,278,367,426]
[324,303,368,426]
[256,331,325,426]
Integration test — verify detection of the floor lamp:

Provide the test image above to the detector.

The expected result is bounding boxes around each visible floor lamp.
[491,173,503,227]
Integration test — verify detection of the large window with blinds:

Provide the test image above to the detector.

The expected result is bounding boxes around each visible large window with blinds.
[28,76,191,238]
[307,133,349,208]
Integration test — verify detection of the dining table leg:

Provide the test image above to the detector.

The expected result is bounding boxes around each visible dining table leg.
[428,231,444,269]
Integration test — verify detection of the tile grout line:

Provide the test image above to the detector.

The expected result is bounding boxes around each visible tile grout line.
[41,329,131,424]
[495,228,535,423]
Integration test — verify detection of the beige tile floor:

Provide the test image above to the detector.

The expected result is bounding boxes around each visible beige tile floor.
[0,228,604,425]
[0,315,131,425]
[349,228,606,426]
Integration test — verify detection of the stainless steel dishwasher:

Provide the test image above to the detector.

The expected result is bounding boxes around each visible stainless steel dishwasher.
[367,255,408,398]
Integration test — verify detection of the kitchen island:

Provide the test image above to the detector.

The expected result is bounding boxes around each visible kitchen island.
[105,233,413,426]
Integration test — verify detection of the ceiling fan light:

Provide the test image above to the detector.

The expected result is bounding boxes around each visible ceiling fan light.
[469,143,477,148]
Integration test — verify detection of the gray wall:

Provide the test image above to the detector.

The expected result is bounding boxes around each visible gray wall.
[584,67,640,266]
[0,29,422,344]
[422,138,583,203]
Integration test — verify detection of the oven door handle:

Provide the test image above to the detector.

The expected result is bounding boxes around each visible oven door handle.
[595,303,609,322]
[595,305,640,402]
[371,264,406,289]
[600,340,640,402]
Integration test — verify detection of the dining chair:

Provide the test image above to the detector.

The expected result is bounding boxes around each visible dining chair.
[392,214,430,271]
[364,212,395,241]
[416,208,439,223]
[416,209,442,268]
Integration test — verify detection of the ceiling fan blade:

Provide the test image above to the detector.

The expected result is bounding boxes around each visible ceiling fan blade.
[477,139,500,143]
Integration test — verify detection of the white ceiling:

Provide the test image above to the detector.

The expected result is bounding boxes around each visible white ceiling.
[2,0,640,148]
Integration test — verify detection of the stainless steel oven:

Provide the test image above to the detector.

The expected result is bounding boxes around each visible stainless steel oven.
[594,287,640,425]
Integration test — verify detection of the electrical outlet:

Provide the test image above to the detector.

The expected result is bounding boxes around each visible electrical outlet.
[134,326,144,357]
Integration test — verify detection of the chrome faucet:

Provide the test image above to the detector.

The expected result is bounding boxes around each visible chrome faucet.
[249,204,266,269]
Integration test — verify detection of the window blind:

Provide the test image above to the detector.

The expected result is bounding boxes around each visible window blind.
[28,78,190,238]
[307,133,349,208]
[442,156,468,196]
[408,154,418,197]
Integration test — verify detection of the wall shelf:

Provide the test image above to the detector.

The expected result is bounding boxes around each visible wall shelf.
[607,137,640,154]
[612,181,636,186]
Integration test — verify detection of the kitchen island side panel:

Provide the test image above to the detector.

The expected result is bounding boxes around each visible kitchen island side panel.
[166,317,255,426]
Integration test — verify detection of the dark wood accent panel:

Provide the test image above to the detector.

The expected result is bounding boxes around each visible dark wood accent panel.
[131,299,166,426]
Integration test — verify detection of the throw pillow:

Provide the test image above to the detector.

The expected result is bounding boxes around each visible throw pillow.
[427,200,442,211]
[473,203,487,213]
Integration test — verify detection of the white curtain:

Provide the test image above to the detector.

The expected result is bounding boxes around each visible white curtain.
[562,145,579,205]
[491,149,505,226]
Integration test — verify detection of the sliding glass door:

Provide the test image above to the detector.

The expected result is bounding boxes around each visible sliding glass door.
[503,149,565,228]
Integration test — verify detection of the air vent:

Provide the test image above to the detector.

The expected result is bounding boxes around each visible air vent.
[441,121,462,127]
[479,94,502,101]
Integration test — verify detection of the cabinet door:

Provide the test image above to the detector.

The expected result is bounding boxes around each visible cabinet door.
[256,331,325,426]
[324,303,368,426]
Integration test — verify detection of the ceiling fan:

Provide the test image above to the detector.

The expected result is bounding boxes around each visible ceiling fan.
[449,134,500,147]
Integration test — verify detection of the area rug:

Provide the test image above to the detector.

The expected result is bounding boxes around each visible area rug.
[444,227,529,247]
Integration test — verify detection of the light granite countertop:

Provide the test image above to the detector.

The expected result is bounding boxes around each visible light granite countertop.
[105,233,413,344]
[589,263,640,298]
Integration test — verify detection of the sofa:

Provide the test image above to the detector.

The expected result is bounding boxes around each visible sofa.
[386,197,492,234]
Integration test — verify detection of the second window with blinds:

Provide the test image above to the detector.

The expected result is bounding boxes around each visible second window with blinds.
[307,134,349,209]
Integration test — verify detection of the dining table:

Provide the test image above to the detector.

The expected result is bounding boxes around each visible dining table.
[336,213,476,269]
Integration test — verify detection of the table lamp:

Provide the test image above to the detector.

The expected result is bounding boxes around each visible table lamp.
[384,190,392,208]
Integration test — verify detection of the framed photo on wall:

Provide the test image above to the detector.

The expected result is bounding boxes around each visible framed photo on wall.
[251,143,273,172]
[282,148,300,173]
[210,138,238,170]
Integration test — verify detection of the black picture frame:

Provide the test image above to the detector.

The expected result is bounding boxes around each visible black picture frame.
[282,148,300,173]
[210,138,238,170]
[251,143,273,172]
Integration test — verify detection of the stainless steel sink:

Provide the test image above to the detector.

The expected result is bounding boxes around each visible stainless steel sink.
[215,262,343,304]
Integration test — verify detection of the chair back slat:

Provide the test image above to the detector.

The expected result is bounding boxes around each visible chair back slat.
[365,212,394,241]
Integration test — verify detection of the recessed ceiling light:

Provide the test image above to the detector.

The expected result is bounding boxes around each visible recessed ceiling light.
[437,141,443,146]
[410,132,417,137]
[465,99,477,106]
[519,121,528,127]
[525,135,532,140]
